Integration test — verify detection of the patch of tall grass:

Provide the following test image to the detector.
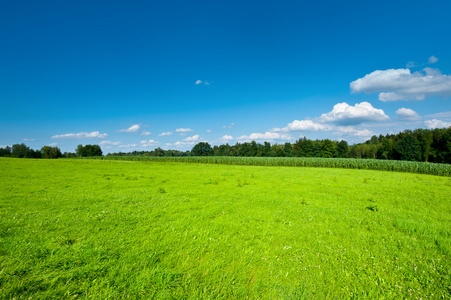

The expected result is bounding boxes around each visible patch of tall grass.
[95,156,451,176]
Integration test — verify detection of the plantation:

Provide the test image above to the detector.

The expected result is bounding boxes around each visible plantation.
[1,158,450,299]
[98,156,451,177]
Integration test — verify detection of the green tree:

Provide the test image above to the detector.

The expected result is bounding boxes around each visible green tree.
[152,147,165,156]
[29,149,43,158]
[11,143,31,158]
[414,129,433,162]
[320,139,335,158]
[335,140,349,158]
[283,142,294,157]
[0,146,12,157]
[191,142,213,156]
[76,144,103,157]
[41,146,62,159]
[216,144,232,156]
[258,141,273,157]
[377,137,395,160]
[395,135,422,161]
[63,152,76,158]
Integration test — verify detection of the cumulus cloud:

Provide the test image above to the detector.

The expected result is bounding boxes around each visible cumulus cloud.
[171,141,196,147]
[350,68,451,101]
[176,128,194,133]
[428,56,439,64]
[140,140,159,147]
[335,126,374,138]
[223,123,235,128]
[273,120,331,132]
[396,108,421,120]
[52,131,108,139]
[221,135,234,140]
[184,135,200,142]
[22,138,35,141]
[158,131,173,136]
[195,80,203,85]
[99,140,121,146]
[318,102,389,125]
[238,132,292,141]
[119,144,137,148]
[424,119,451,129]
[118,124,140,133]
[141,130,151,136]
[48,143,57,146]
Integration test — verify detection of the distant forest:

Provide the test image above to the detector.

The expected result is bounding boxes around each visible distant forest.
[1,127,450,164]
[108,127,451,164]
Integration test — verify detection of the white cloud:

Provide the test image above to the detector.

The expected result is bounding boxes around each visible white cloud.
[176,128,194,133]
[335,126,374,138]
[158,131,173,136]
[48,143,57,146]
[184,135,200,142]
[425,111,451,120]
[52,131,108,139]
[223,123,235,128]
[396,108,421,121]
[22,138,35,141]
[428,56,438,64]
[318,102,389,125]
[273,120,331,132]
[119,144,137,148]
[221,135,234,140]
[272,102,387,134]
[118,124,140,133]
[195,80,210,85]
[99,140,121,146]
[350,68,451,101]
[238,132,292,141]
[406,61,415,68]
[206,129,212,133]
[140,140,159,147]
[141,130,151,136]
[172,141,196,147]
[424,119,451,129]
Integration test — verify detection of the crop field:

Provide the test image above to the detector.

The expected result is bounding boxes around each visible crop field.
[1,158,451,299]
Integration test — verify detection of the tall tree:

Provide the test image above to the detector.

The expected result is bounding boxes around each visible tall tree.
[283,142,294,157]
[320,139,335,158]
[335,140,349,158]
[395,135,422,161]
[41,146,62,159]
[11,143,31,158]
[76,144,103,157]
[191,142,213,156]
[0,146,12,157]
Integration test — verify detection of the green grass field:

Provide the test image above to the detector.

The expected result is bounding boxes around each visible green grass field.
[1,158,450,299]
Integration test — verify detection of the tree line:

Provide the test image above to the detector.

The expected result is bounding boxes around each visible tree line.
[1,127,450,163]
[0,144,102,159]
[107,127,451,164]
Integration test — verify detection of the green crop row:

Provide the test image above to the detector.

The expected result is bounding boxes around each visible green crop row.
[86,156,451,176]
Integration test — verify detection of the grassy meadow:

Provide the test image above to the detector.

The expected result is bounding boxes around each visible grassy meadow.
[1,157,450,299]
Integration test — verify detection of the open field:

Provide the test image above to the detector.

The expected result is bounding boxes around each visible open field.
[1,158,450,299]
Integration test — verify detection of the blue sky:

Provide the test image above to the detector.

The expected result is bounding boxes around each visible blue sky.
[1,0,451,153]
